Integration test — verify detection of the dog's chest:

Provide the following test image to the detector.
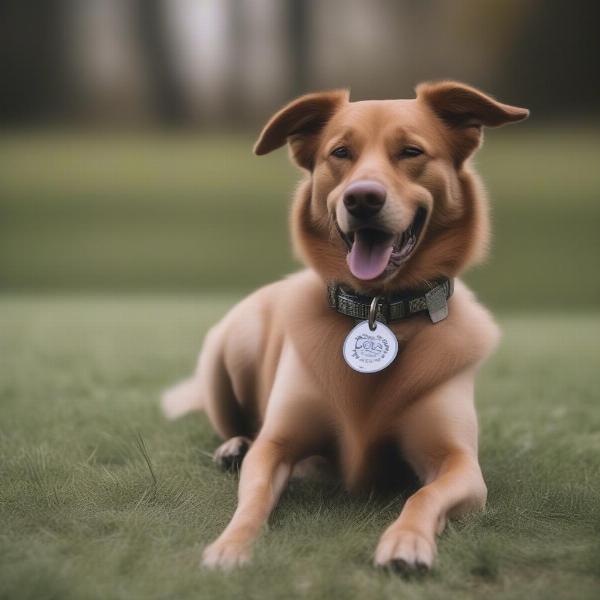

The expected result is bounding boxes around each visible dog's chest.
[332,408,416,492]
[309,369,414,491]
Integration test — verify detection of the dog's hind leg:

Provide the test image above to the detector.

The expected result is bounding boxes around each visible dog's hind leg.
[162,326,254,472]
[163,323,252,439]
[213,436,252,471]
[199,325,253,441]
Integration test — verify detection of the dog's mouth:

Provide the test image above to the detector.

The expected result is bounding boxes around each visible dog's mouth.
[337,207,428,281]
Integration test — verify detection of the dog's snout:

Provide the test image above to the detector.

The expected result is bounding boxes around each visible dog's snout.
[343,180,387,220]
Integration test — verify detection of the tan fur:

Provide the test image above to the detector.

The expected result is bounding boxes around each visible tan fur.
[163,81,528,571]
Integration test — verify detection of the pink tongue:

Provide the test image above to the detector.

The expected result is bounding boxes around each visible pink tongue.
[347,231,394,280]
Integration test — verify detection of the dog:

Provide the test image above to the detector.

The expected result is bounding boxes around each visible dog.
[162,81,528,572]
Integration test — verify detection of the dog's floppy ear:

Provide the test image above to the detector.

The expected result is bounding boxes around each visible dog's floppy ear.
[254,89,349,170]
[417,81,529,164]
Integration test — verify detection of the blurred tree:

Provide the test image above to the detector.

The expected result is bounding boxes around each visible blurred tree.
[0,0,67,124]
[135,0,187,125]
[1,0,598,127]
[287,0,309,97]
[506,0,600,115]
[224,0,246,124]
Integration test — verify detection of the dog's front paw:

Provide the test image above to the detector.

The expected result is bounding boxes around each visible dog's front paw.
[374,527,436,574]
[201,537,252,570]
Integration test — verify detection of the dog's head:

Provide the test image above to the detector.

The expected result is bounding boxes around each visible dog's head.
[254,81,528,292]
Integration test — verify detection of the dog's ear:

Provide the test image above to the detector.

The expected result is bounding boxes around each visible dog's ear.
[254,90,349,170]
[417,81,529,164]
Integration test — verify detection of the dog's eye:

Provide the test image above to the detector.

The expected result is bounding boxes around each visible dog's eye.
[400,146,424,158]
[331,146,350,159]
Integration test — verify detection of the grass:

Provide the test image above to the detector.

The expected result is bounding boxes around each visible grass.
[1,127,598,597]
[1,128,599,309]
[1,296,599,599]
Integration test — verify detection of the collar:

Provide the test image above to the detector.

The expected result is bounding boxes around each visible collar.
[327,277,454,324]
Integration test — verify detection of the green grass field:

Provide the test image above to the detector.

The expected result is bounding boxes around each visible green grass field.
[1,296,599,600]
[0,129,599,309]
[1,130,599,597]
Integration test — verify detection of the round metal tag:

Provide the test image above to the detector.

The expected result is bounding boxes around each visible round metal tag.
[342,320,399,373]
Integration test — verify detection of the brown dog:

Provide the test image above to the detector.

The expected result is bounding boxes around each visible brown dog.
[162,81,528,572]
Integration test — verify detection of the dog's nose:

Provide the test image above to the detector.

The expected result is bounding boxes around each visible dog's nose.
[343,180,387,220]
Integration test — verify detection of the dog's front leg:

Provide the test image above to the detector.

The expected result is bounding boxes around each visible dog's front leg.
[374,450,486,573]
[202,435,293,570]
[202,341,324,570]
[375,368,487,573]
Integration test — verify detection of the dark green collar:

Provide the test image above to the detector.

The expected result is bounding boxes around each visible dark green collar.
[327,278,453,324]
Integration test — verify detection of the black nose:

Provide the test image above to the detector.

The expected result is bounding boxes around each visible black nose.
[343,180,387,220]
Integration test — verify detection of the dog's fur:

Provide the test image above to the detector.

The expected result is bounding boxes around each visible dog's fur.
[163,81,528,572]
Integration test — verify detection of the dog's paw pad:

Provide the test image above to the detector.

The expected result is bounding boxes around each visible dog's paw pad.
[374,528,435,576]
[201,538,251,570]
[390,558,429,576]
[213,436,251,471]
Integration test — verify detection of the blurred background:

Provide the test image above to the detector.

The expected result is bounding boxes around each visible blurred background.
[1,0,599,310]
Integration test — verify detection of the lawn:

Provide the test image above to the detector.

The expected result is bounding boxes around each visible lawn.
[1,129,599,597]
[1,128,599,309]
[1,296,599,600]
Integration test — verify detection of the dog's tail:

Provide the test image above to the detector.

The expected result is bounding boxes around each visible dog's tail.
[161,377,204,420]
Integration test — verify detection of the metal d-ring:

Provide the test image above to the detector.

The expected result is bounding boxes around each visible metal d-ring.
[368,295,382,331]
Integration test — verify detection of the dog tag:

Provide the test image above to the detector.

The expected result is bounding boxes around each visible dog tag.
[343,320,398,373]
[425,286,448,323]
